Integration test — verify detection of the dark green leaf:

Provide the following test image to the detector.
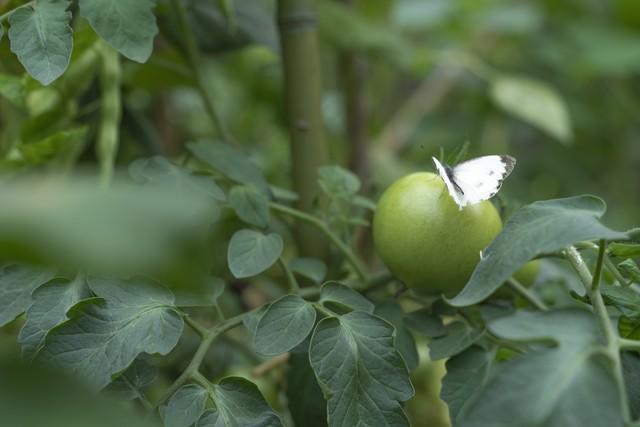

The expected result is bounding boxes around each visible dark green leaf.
[8,0,73,85]
[18,275,91,360]
[619,316,640,340]
[228,230,283,279]
[287,352,327,427]
[38,278,183,389]
[622,352,640,420]
[449,196,627,306]
[319,281,374,313]
[0,264,53,327]
[404,309,446,338]
[317,165,360,199]
[289,258,327,284]
[309,311,414,427]
[441,346,495,425]
[254,295,316,356]
[108,358,157,401]
[188,141,269,195]
[428,321,483,361]
[79,0,158,62]
[374,302,419,371]
[228,185,270,228]
[609,243,640,259]
[164,384,209,427]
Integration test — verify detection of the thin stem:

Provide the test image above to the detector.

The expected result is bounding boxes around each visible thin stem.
[605,256,629,286]
[619,338,640,352]
[0,1,34,22]
[183,315,207,338]
[592,240,606,291]
[278,257,300,293]
[507,278,548,311]
[270,202,368,283]
[564,245,631,422]
[169,0,231,143]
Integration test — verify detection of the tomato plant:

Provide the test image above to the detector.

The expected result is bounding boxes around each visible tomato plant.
[0,1,639,427]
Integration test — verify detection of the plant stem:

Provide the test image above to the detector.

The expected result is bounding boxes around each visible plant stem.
[277,0,329,258]
[507,278,548,311]
[278,257,300,293]
[169,0,231,143]
[564,245,631,422]
[183,314,207,338]
[270,202,368,283]
[619,338,640,352]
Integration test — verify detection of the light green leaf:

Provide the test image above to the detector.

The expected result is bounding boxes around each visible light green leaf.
[78,0,158,62]
[309,311,414,427]
[318,165,361,199]
[609,242,640,259]
[254,295,316,356]
[164,384,209,427]
[288,258,327,284]
[449,196,627,307]
[287,352,326,427]
[38,278,183,389]
[601,284,640,318]
[428,321,483,361]
[196,377,284,427]
[0,264,54,327]
[458,309,624,427]
[18,127,87,165]
[108,358,158,401]
[441,346,496,425]
[8,0,73,85]
[490,76,572,143]
[619,259,640,283]
[319,281,374,314]
[374,302,419,371]
[404,309,446,338]
[228,185,270,228]
[227,229,283,279]
[188,141,270,195]
[0,73,26,107]
[18,275,91,360]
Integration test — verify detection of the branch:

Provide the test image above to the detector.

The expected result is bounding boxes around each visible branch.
[507,278,548,311]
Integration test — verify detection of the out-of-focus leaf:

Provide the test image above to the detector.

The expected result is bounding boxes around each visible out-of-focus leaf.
[227,229,283,278]
[374,302,419,371]
[228,185,270,228]
[428,321,483,361]
[404,309,446,338]
[289,257,327,284]
[490,76,573,143]
[108,358,157,401]
[318,165,360,199]
[0,73,26,107]
[287,352,327,427]
[609,243,640,259]
[0,264,53,327]
[619,259,640,283]
[619,316,640,340]
[601,284,640,318]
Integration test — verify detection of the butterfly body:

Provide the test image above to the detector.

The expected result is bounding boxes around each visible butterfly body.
[432,155,516,209]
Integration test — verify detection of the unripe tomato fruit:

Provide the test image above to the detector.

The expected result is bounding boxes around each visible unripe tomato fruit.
[373,172,503,296]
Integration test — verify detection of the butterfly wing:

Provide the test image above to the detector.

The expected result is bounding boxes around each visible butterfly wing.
[450,155,516,206]
[432,156,466,208]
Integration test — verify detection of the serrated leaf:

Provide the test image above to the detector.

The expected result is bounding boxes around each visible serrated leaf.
[458,309,624,427]
[428,321,483,361]
[289,258,327,284]
[228,185,270,228]
[0,264,54,327]
[287,352,327,427]
[38,278,183,389]
[441,346,495,425]
[195,377,284,427]
[374,302,419,371]
[227,229,283,279]
[8,0,73,85]
[18,275,91,360]
[449,196,627,307]
[319,281,374,314]
[490,76,572,143]
[254,295,316,356]
[108,358,157,401]
[164,384,209,427]
[404,309,446,338]
[609,242,640,259]
[79,0,158,62]
[309,311,414,427]
[188,141,269,195]
[317,165,361,199]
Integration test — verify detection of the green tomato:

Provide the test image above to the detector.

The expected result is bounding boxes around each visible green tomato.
[514,260,540,287]
[373,172,503,296]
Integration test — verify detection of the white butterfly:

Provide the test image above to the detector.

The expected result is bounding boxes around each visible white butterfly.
[432,155,516,210]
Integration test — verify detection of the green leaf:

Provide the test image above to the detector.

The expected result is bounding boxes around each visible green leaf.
[352,195,377,211]
[622,352,640,420]
[619,316,640,340]
[428,321,483,361]
[449,196,627,307]
[309,311,414,427]
[441,346,496,425]
[0,73,26,107]
[317,165,361,199]
[287,352,327,427]
[458,309,624,427]
[18,127,87,165]
[188,141,270,195]
[227,229,283,279]
[288,257,327,284]
[374,302,419,371]
[490,76,572,143]
[78,0,158,62]
[228,185,270,228]
[619,259,640,283]
[108,358,157,401]
[243,305,268,336]
[609,242,640,259]
[0,264,53,327]
[196,377,284,427]
[319,281,374,314]
[254,295,316,356]
[404,309,446,338]
[18,275,91,360]
[8,0,73,85]
[601,284,640,318]
[164,384,209,427]
[38,277,184,389]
